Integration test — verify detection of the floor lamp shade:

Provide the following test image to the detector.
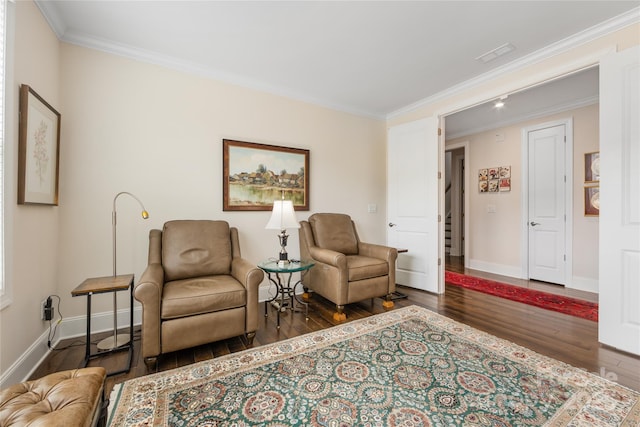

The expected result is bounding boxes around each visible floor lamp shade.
[266,200,300,265]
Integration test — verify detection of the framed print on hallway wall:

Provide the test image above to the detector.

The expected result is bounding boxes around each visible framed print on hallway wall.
[584,151,600,183]
[584,186,600,217]
[223,139,309,211]
[18,85,61,205]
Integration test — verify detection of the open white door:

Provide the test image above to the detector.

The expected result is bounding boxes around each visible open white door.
[387,118,441,293]
[599,46,640,355]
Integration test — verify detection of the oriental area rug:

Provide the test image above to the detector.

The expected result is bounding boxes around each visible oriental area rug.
[445,271,599,322]
[108,306,638,426]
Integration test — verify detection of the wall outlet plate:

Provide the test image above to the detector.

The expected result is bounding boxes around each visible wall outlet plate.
[42,297,53,321]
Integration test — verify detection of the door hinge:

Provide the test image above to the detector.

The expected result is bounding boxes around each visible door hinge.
[438,171,442,179]
[438,258,442,266]
[564,254,566,261]
[438,128,442,136]
[438,214,442,222]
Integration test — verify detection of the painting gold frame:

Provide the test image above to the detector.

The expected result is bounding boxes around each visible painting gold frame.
[223,139,309,211]
[18,85,61,205]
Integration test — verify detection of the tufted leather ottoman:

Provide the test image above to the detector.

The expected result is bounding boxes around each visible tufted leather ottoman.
[0,367,107,427]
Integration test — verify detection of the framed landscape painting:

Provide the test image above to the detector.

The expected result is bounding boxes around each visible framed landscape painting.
[223,139,309,211]
[18,85,61,205]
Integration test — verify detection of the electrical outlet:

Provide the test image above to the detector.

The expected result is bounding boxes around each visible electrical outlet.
[42,297,53,321]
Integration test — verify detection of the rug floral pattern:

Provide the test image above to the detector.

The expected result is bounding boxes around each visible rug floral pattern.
[108,306,639,426]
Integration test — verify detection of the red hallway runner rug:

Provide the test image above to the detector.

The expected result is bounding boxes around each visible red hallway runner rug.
[445,271,598,322]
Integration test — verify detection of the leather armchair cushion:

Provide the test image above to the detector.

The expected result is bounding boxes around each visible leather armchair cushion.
[162,220,232,281]
[310,213,358,255]
[161,275,246,319]
[347,255,389,281]
[0,367,105,427]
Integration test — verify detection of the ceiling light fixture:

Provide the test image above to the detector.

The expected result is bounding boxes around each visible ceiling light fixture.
[494,95,508,109]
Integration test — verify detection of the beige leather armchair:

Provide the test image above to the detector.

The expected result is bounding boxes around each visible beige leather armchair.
[299,213,398,321]
[134,220,264,369]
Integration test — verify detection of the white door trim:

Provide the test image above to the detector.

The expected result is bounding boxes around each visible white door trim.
[445,140,470,268]
[520,118,574,285]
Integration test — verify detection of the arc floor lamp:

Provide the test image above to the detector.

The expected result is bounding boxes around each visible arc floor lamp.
[97,191,149,351]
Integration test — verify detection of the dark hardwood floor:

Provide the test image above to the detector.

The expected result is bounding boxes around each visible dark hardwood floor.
[30,259,640,399]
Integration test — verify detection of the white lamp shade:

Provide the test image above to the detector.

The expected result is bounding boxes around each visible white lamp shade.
[265,200,300,230]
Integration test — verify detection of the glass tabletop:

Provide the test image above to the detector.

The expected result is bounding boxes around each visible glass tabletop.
[258,259,314,273]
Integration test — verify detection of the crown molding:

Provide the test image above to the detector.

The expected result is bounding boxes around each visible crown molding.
[387,7,639,120]
[34,2,637,120]
[41,17,385,120]
[445,95,599,140]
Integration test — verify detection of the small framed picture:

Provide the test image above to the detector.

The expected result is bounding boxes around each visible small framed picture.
[18,85,61,205]
[488,167,499,180]
[584,186,599,216]
[499,178,511,192]
[584,152,600,183]
[499,166,511,179]
[479,181,488,192]
[478,169,488,181]
[488,179,499,192]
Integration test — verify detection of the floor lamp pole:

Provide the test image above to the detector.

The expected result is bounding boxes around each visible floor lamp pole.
[97,192,149,351]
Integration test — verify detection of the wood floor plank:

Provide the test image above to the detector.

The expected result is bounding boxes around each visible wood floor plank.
[29,263,640,397]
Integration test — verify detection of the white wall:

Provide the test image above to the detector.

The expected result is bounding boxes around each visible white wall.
[447,104,600,289]
[1,1,387,384]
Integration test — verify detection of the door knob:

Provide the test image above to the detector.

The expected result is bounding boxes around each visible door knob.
[388,222,397,227]
[530,221,540,226]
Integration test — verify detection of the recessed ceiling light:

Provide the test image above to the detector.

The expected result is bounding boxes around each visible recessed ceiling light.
[494,95,508,109]
[476,43,516,64]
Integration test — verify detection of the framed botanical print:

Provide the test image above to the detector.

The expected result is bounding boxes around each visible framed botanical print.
[18,85,61,205]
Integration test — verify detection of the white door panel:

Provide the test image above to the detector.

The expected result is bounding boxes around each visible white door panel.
[527,124,566,284]
[388,118,440,293]
[599,46,640,355]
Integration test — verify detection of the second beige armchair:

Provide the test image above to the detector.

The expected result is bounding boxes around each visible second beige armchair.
[299,213,398,321]
[134,220,264,369]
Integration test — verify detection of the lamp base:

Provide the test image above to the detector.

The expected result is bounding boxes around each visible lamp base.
[277,259,290,268]
[97,333,130,351]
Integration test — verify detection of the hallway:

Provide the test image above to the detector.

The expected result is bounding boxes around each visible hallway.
[445,255,598,303]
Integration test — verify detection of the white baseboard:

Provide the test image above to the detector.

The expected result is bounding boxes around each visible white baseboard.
[0,328,53,389]
[3,287,284,388]
[467,259,525,279]
[568,276,599,293]
[467,259,599,294]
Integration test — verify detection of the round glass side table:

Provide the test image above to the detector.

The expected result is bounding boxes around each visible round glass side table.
[258,260,314,329]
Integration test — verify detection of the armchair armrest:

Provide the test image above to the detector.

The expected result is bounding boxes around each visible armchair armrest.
[231,257,264,289]
[231,258,264,333]
[308,246,347,268]
[358,242,398,263]
[133,263,164,359]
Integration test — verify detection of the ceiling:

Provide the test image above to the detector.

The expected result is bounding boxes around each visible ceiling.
[445,66,600,139]
[35,1,638,121]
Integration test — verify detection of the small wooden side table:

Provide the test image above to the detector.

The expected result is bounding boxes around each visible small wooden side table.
[71,274,134,376]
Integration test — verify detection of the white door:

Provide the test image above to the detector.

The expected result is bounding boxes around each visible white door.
[599,46,640,355]
[387,118,441,293]
[527,123,567,285]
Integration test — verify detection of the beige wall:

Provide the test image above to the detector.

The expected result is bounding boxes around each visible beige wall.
[1,1,61,383]
[447,104,600,289]
[1,2,387,381]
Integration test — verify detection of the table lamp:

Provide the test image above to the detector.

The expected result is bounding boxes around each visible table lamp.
[97,191,149,351]
[265,195,300,267]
